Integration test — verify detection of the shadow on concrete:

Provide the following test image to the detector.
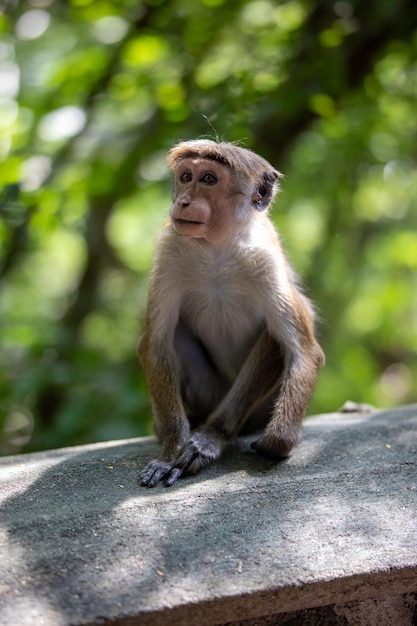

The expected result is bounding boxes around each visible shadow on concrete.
[0,406,416,625]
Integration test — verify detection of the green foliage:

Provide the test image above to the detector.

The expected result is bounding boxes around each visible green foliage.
[1,0,417,454]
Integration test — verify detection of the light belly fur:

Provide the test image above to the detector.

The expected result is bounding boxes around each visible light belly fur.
[180,280,265,381]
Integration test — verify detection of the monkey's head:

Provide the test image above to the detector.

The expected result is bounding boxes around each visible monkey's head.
[167,140,282,244]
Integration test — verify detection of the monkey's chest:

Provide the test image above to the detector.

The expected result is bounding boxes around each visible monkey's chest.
[181,271,264,378]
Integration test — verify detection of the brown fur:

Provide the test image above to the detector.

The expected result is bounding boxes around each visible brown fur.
[139,140,324,487]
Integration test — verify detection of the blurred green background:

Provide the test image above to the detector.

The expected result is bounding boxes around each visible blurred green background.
[1,0,416,455]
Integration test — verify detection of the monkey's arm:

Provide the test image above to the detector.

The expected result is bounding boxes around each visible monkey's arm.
[138,334,192,486]
[251,282,325,457]
[138,276,192,487]
[252,337,324,458]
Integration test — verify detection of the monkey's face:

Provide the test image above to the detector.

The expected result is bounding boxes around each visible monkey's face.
[170,158,247,244]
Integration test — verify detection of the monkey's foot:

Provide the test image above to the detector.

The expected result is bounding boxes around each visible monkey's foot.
[251,431,297,459]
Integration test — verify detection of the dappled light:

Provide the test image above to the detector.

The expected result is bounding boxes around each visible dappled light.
[15,9,50,41]
[37,106,87,142]
[92,16,129,45]
[0,0,416,454]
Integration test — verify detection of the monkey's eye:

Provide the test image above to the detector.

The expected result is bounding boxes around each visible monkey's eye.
[200,173,218,185]
[180,171,192,183]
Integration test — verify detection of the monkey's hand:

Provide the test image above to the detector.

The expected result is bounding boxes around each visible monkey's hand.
[168,430,225,484]
[140,459,179,488]
[141,431,225,487]
[251,430,297,459]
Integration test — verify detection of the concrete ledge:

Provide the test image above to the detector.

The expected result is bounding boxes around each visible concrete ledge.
[0,405,416,626]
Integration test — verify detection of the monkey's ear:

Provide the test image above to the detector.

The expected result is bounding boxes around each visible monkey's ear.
[252,171,279,211]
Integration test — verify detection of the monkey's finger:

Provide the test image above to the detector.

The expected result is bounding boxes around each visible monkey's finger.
[165,467,183,486]
[141,468,166,487]
[140,461,173,487]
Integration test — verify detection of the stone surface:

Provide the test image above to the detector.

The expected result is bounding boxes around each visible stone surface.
[0,405,416,626]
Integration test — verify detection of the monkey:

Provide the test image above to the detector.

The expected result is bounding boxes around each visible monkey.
[138,139,324,487]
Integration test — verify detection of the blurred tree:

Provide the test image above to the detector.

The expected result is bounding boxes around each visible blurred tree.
[0,0,416,454]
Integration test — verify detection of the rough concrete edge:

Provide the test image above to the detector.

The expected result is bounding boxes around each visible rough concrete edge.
[86,566,417,626]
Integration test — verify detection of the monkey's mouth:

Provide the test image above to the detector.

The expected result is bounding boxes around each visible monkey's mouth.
[174,218,204,226]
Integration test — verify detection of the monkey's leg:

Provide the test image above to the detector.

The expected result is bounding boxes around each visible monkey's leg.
[207,330,284,439]
[174,322,229,419]
[191,329,321,461]
[163,332,283,484]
